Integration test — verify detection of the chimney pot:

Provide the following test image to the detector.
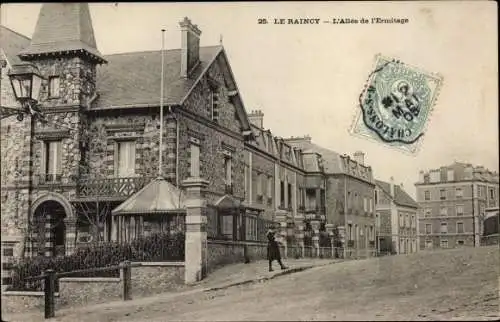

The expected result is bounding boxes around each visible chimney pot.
[353,151,365,166]
[248,109,264,128]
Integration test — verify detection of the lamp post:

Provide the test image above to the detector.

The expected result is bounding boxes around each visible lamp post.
[7,62,44,258]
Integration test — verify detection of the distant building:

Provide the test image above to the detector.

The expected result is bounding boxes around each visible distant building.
[375,178,419,254]
[481,207,499,246]
[415,162,499,249]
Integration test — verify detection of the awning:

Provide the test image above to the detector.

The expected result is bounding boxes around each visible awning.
[112,177,186,216]
[214,194,242,210]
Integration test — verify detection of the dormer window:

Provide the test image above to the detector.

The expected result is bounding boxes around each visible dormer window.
[49,76,60,98]
[210,91,219,121]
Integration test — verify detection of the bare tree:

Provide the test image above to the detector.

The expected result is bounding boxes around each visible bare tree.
[73,200,112,242]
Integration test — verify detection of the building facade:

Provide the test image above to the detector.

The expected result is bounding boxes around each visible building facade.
[1,3,376,264]
[375,178,419,254]
[415,162,499,249]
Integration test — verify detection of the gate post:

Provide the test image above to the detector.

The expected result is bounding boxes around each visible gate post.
[182,177,209,284]
[44,269,56,319]
[121,260,132,300]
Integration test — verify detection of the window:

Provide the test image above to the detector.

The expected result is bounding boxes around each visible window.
[375,214,380,228]
[411,215,415,228]
[425,239,433,249]
[440,207,448,216]
[440,239,448,248]
[224,156,232,186]
[287,183,292,208]
[49,76,60,98]
[440,189,446,200]
[424,208,432,217]
[490,188,495,199]
[210,91,219,121]
[424,190,430,201]
[456,205,464,216]
[405,214,410,227]
[478,186,483,198]
[369,226,374,241]
[399,214,404,227]
[440,222,448,234]
[256,173,263,197]
[456,222,464,233]
[116,141,136,177]
[222,215,233,238]
[245,216,258,241]
[43,140,62,181]
[447,170,454,182]
[280,180,285,207]
[375,190,378,204]
[267,176,273,198]
[425,224,432,234]
[457,240,465,246]
[430,171,440,183]
[369,198,373,212]
[189,142,200,177]
[244,166,249,199]
[363,197,367,212]
[456,188,463,198]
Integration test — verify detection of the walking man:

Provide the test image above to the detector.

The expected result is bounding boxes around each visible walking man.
[267,226,288,272]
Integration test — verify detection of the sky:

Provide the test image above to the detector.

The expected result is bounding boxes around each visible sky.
[1,2,498,198]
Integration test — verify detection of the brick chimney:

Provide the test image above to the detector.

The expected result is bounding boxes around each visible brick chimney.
[179,17,201,78]
[353,151,365,166]
[390,176,395,198]
[248,110,264,128]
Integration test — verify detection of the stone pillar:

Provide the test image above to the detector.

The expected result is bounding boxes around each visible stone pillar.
[64,218,77,255]
[182,177,209,284]
[310,219,320,257]
[325,223,334,257]
[275,209,288,258]
[294,221,305,258]
[337,226,346,258]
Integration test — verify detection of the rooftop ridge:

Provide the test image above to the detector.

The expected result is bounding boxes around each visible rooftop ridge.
[103,45,223,57]
[0,25,31,41]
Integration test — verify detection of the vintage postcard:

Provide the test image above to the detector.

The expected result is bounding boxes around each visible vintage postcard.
[0,2,498,321]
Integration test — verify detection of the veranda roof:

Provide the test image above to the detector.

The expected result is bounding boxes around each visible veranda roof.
[112,177,186,216]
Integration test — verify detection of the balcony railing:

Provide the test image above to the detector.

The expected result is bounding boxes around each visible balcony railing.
[77,176,154,199]
[38,173,63,184]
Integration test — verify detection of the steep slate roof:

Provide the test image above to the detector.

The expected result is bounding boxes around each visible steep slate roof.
[112,177,186,215]
[18,3,106,63]
[376,179,418,209]
[95,46,222,108]
[0,26,31,65]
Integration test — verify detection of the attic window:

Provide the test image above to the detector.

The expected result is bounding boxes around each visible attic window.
[210,91,219,122]
[49,76,60,98]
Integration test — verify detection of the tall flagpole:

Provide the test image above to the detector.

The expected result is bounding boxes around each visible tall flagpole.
[159,29,166,177]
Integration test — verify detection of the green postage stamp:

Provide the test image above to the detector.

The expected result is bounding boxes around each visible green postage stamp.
[350,55,443,154]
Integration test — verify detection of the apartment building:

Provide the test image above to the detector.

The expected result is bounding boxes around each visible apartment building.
[375,178,419,254]
[415,162,499,249]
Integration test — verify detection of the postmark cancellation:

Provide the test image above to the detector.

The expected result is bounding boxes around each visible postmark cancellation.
[350,55,443,155]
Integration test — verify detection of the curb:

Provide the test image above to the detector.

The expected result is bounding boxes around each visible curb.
[204,261,340,292]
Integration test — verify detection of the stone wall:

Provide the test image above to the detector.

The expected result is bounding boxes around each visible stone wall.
[183,54,241,134]
[1,291,46,315]
[177,114,245,203]
[57,277,122,308]
[131,263,186,297]
[207,240,245,273]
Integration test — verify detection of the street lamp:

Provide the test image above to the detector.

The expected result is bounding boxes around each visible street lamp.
[8,62,44,121]
[6,62,44,258]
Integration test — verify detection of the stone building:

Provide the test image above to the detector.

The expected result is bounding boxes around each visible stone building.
[284,138,377,256]
[375,178,419,254]
[1,3,376,269]
[415,162,499,249]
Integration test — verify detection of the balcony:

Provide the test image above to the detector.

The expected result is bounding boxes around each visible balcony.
[76,176,154,200]
[38,173,63,185]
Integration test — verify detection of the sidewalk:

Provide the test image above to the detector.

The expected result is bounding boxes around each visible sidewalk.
[2,258,342,322]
